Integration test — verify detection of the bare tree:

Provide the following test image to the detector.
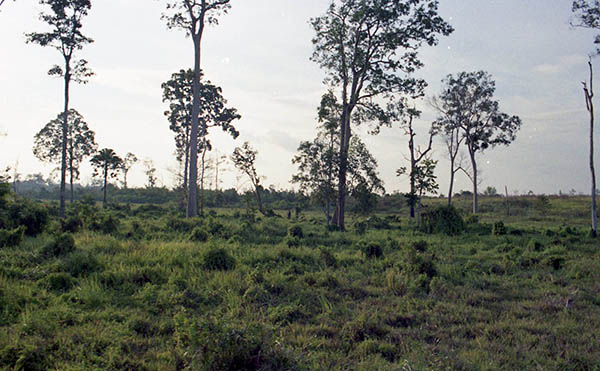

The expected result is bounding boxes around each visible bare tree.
[583,59,598,236]
[395,107,435,218]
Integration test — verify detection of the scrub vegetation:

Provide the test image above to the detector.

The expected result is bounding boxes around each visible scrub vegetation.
[0,184,598,369]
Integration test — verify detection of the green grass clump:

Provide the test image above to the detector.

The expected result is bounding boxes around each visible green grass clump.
[420,205,464,235]
[203,248,236,271]
[41,233,76,257]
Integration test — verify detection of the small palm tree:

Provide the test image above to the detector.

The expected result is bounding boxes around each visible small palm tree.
[90,148,123,207]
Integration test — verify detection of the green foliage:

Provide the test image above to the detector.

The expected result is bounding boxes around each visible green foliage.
[39,272,75,292]
[63,251,101,277]
[0,226,25,248]
[319,247,337,268]
[492,221,507,235]
[189,226,209,242]
[41,233,75,257]
[4,199,49,237]
[89,211,120,234]
[353,219,367,235]
[203,248,236,271]
[420,205,465,235]
[358,240,383,259]
[288,225,304,239]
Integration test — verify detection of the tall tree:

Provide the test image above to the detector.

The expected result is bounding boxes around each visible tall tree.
[161,68,240,210]
[90,148,122,207]
[433,71,522,214]
[231,142,270,216]
[311,0,452,230]
[27,0,93,218]
[121,152,138,189]
[33,109,96,202]
[163,0,232,218]
[572,1,600,236]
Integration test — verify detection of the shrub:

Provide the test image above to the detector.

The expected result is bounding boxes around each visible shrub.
[40,272,75,292]
[7,199,49,237]
[189,226,209,242]
[492,221,507,236]
[63,251,101,277]
[411,240,428,252]
[359,241,383,259]
[203,248,236,271]
[0,226,25,248]
[464,214,479,224]
[319,247,337,267]
[366,215,391,230]
[284,236,301,248]
[41,233,76,257]
[419,205,464,236]
[288,225,304,239]
[526,239,544,252]
[90,212,120,234]
[353,220,367,235]
[61,215,82,233]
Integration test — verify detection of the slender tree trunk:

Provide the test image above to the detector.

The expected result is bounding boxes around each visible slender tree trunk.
[60,62,71,218]
[199,138,207,216]
[187,24,204,218]
[469,149,478,214]
[254,184,265,215]
[584,60,598,237]
[103,163,108,207]
[69,159,74,203]
[409,130,416,218]
[336,107,351,231]
[448,157,455,206]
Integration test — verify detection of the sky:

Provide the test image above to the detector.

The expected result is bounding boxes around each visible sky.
[0,0,598,196]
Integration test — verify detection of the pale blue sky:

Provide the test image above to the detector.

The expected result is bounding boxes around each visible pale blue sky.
[0,0,598,195]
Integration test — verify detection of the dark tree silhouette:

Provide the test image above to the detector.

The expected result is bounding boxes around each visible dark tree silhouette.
[433,71,522,214]
[162,0,232,218]
[311,0,452,230]
[33,109,96,202]
[90,148,123,207]
[27,0,93,218]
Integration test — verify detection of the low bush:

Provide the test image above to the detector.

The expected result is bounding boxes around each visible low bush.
[288,225,304,239]
[420,205,464,236]
[358,241,383,259]
[63,251,102,277]
[41,233,76,257]
[319,247,337,267]
[0,226,25,248]
[203,248,236,271]
[353,220,367,235]
[189,226,209,242]
[39,272,75,292]
[492,221,507,235]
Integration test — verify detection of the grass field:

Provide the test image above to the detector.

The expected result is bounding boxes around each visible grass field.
[0,195,599,370]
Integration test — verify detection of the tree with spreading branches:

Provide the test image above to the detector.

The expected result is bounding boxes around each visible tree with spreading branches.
[432,71,522,214]
[27,0,93,218]
[162,0,232,218]
[33,109,96,202]
[310,0,452,230]
[121,152,138,189]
